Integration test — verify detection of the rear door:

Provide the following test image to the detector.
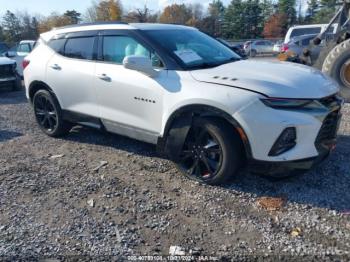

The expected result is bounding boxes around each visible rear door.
[46,32,99,117]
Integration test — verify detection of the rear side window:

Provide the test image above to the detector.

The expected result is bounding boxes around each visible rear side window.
[48,38,66,54]
[64,37,95,60]
[18,43,31,53]
[290,28,321,38]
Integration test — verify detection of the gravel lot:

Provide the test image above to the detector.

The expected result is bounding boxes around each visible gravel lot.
[0,89,350,261]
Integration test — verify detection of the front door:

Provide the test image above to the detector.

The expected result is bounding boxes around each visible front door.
[95,34,165,143]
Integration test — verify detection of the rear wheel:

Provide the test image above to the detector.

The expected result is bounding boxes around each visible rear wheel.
[175,118,243,185]
[322,39,350,101]
[33,90,72,137]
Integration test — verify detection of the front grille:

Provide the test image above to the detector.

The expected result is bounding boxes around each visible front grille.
[315,110,341,151]
[0,64,14,78]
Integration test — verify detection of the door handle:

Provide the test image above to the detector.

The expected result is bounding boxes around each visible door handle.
[98,74,111,82]
[50,64,61,70]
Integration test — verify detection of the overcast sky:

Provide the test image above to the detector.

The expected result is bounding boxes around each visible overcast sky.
[0,0,234,17]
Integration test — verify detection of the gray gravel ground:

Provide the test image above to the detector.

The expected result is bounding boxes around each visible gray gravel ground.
[0,89,350,261]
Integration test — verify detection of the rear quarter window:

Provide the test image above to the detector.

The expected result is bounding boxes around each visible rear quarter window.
[64,37,95,60]
[48,38,66,54]
[290,28,321,38]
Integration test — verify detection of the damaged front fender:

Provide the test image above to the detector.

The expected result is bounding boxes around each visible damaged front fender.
[163,113,192,162]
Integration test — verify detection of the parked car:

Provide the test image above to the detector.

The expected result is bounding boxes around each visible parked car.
[243,40,274,57]
[0,54,21,90]
[282,34,334,62]
[0,42,9,54]
[284,24,338,44]
[4,40,36,78]
[24,22,343,185]
[216,38,247,58]
[273,40,283,53]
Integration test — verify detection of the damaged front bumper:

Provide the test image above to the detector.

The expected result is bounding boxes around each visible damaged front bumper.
[247,144,332,177]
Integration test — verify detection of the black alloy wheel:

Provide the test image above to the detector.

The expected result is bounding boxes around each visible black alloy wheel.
[176,118,242,185]
[33,90,72,137]
[34,94,58,132]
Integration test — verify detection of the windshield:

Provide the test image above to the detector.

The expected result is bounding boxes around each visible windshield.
[144,29,240,69]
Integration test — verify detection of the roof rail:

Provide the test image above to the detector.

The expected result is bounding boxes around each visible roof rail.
[53,21,129,30]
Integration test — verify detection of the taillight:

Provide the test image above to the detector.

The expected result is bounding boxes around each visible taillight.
[281,44,289,52]
[22,59,30,70]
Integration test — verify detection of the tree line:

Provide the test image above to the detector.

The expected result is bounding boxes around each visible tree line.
[0,0,340,44]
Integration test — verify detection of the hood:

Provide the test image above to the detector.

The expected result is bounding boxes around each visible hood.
[0,57,15,66]
[190,60,339,99]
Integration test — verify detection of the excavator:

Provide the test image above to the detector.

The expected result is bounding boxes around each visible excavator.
[279,0,350,100]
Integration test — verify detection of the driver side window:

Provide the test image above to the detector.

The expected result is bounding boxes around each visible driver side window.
[102,36,163,68]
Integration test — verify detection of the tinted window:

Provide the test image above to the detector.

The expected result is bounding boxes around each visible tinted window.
[18,43,31,53]
[64,37,94,60]
[103,36,163,67]
[290,28,321,38]
[48,38,66,54]
[301,37,313,46]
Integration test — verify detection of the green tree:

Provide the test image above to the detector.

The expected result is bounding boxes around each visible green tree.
[64,10,81,24]
[223,0,245,39]
[243,0,263,38]
[2,11,22,43]
[313,0,337,23]
[305,0,318,23]
[0,26,4,42]
[278,0,297,33]
[205,0,225,36]
[223,0,263,39]
[16,12,40,40]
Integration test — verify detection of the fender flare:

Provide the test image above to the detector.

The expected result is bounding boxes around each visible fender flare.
[158,104,252,159]
[28,81,56,103]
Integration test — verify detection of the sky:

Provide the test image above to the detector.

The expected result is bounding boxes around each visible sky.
[0,0,232,17]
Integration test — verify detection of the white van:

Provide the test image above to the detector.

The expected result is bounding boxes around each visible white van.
[284,24,338,43]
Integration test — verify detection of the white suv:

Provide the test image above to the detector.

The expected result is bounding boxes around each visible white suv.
[24,22,343,185]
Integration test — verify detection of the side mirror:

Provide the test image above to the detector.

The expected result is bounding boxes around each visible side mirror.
[5,51,16,58]
[123,55,158,78]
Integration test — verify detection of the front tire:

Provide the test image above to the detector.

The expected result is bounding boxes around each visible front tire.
[175,118,243,185]
[33,90,72,137]
[322,39,350,101]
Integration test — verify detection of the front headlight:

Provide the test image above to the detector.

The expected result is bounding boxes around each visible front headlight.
[261,98,325,111]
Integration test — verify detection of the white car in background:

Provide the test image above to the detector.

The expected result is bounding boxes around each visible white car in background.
[4,40,36,78]
[23,22,343,185]
[273,40,283,53]
[284,24,338,44]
